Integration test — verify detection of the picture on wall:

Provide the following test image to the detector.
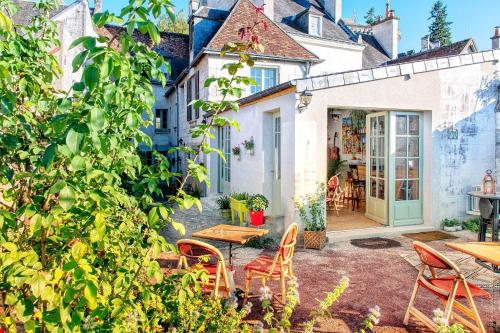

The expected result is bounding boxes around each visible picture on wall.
[342,117,365,154]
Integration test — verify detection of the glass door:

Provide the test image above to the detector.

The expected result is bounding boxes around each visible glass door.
[217,126,231,194]
[366,112,388,225]
[389,113,423,226]
[271,114,282,216]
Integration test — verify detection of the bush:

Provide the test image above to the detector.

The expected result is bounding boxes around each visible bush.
[294,184,327,231]
[216,194,231,210]
[463,219,480,232]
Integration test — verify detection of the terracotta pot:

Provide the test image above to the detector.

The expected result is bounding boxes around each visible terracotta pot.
[303,230,326,249]
[249,210,264,226]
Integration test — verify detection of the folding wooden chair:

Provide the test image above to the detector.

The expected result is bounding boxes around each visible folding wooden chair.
[404,241,490,333]
[244,223,298,304]
[177,239,232,298]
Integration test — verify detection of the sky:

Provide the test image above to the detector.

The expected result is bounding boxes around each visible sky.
[80,0,499,52]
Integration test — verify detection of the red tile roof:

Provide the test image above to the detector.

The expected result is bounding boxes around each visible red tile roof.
[206,0,318,61]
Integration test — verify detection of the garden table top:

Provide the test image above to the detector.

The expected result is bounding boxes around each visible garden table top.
[192,224,269,245]
[445,242,500,266]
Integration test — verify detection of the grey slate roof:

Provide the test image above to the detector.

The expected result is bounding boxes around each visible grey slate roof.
[361,34,390,68]
[12,0,70,25]
[273,0,353,43]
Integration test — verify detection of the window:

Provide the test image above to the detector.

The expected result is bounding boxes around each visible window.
[186,72,200,121]
[250,67,277,94]
[309,15,322,36]
[155,109,168,131]
[395,114,421,201]
[223,126,231,182]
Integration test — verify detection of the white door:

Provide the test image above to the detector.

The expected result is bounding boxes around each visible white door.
[366,112,389,225]
[272,114,282,216]
[217,126,231,194]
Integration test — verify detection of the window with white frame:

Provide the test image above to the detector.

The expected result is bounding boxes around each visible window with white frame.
[250,67,277,94]
[223,126,231,182]
[155,108,168,131]
[309,15,322,36]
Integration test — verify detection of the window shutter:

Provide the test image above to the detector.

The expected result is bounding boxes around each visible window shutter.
[187,80,192,121]
[195,72,200,119]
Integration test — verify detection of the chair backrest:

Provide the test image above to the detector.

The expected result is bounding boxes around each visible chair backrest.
[328,176,340,190]
[478,198,493,220]
[275,223,299,268]
[413,241,461,274]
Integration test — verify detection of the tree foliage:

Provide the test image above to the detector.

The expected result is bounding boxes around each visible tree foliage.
[157,10,189,34]
[428,0,452,46]
[364,7,377,25]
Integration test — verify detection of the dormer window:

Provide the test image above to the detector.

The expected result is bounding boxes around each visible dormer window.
[309,15,322,36]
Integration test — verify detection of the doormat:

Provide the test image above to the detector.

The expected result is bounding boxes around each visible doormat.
[350,237,401,249]
[402,231,458,242]
[401,250,500,290]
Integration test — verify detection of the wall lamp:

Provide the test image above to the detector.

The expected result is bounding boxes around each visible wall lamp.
[298,91,313,113]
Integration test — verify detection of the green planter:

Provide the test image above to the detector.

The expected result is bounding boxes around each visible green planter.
[230,197,248,225]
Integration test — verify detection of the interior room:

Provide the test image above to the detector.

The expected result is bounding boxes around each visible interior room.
[326,108,386,232]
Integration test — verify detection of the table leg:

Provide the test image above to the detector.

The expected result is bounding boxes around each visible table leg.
[229,242,232,266]
[493,200,499,241]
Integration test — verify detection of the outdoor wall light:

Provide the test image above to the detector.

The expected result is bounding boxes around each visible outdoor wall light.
[298,91,313,112]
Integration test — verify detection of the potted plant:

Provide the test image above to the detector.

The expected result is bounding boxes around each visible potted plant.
[454,219,463,231]
[443,218,456,232]
[247,194,269,226]
[230,192,249,224]
[232,146,241,160]
[243,137,255,155]
[294,184,327,249]
[216,194,231,219]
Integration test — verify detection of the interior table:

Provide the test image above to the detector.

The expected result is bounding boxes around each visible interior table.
[446,242,500,273]
[192,224,269,265]
[468,191,500,242]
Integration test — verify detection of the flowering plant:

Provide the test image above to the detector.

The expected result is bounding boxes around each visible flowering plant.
[243,138,255,150]
[294,183,327,231]
[232,146,241,156]
[247,194,269,211]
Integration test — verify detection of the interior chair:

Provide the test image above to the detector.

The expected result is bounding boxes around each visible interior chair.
[177,239,232,298]
[404,241,490,333]
[244,223,299,304]
[478,198,499,241]
[327,175,345,216]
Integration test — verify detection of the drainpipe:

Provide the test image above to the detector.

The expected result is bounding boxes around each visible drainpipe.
[496,85,500,176]
[175,85,180,173]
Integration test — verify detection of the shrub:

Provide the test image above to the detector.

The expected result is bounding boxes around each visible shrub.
[294,184,327,231]
[216,194,231,210]
[463,219,480,232]
[247,194,269,211]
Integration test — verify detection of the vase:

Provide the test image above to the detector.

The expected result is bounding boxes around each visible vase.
[249,210,264,226]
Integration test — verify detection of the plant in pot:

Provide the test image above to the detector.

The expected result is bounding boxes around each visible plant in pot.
[247,194,269,226]
[454,219,463,231]
[243,137,255,155]
[294,184,327,249]
[443,218,457,232]
[232,146,241,160]
[230,192,249,224]
[327,158,348,180]
[216,194,231,219]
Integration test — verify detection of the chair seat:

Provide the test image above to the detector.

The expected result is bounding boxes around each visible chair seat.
[245,255,281,276]
[418,275,490,300]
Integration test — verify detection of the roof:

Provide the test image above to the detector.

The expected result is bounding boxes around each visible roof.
[360,34,391,68]
[386,39,478,65]
[96,25,189,80]
[273,0,353,43]
[12,0,71,25]
[206,0,318,61]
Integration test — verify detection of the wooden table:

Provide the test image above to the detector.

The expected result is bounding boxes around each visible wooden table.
[192,224,269,264]
[446,242,500,273]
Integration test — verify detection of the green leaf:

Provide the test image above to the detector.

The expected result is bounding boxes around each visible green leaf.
[72,50,89,72]
[59,186,76,211]
[69,36,93,49]
[41,144,57,169]
[66,125,86,154]
[49,180,67,194]
[90,108,106,131]
[70,155,86,171]
[84,65,99,91]
[84,281,98,310]
[171,221,186,236]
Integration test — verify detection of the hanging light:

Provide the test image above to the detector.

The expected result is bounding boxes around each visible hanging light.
[298,91,313,113]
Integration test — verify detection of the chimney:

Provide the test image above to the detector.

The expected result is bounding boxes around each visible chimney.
[322,0,341,23]
[492,26,500,50]
[372,2,399,60]
[94,0,102,13]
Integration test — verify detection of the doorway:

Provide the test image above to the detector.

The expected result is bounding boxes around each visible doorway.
[326,110,424,231]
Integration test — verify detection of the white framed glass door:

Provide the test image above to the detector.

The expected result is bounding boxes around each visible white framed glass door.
[271,113,282,216]
[389,113,423,226]
[217,126,231,194]
[366,112,389,224]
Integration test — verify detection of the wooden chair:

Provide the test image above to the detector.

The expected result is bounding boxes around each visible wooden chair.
[244,223,298,304]
[404,241,490,333]
[327,175,345,216]
[177,239,232,298]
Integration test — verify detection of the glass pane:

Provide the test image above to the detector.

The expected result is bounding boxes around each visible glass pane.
[396,137,407,157]
[377,116,385,136]
[378,137,384,156]
[395,158,407,179]
[371,158,377,176]
[370,138,376,156]
[408,159,419,179]
[377,179,385,199]
[407,180,419,200]
[408,137,419,157]
[378,158,385,179]
[396,115,407,135]
[371,178,377,197]
[396,180,407,201]
[408,115,419,135]
[371,117,376,134]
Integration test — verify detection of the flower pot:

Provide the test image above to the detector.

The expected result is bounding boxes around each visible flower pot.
[443,226,455,232]
[303,230,326,249]
[220,209,231,219]
[249,148,254,156]
[454,225,463,231]
[249,210,265,226]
